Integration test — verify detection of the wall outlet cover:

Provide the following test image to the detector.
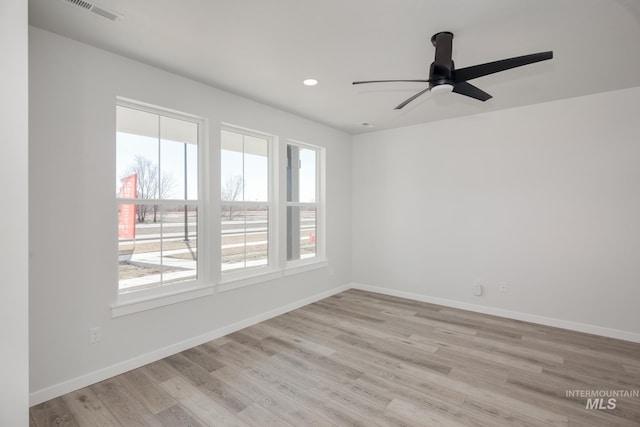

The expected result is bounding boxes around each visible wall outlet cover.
[473,284,483,296]
[89,327,101,344]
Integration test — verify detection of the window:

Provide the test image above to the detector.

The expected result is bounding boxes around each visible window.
[287,142,322,263]
[116,103,200,294]
[220,127,273,275]
[114,99,326,310]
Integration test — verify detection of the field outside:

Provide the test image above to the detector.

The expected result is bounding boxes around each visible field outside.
[118,208,316,293]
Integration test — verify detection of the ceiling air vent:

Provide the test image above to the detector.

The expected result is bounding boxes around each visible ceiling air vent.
[61,0,123,21]
[65,0,92,10]
[89,6,120,21]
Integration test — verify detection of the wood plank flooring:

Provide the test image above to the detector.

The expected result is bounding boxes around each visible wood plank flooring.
[30,289,640,426]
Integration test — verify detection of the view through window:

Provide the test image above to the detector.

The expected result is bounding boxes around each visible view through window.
[116,104,199,293]
[221,128,270,273]
[287,143,318,262]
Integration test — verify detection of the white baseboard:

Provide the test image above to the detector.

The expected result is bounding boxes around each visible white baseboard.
[29,283,351,406]
[350,283,640,344]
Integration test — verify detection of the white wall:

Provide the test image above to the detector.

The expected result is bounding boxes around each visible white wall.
[353,87,640,340]
[0,0,29,424]
[29,27,352,403]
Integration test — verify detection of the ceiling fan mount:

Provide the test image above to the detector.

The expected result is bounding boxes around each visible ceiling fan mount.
[353,31,553,110]
[430,31,452,46]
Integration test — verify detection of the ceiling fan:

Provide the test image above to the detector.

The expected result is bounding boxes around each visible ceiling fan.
[353,31,553,110]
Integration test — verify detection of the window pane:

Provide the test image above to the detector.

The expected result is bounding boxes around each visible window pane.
[299,148,316,203]
[221,204,268,272]
[186,143,198,200]
[159,138,183,200]
[160,116,198,200]
[221,130,244,202]
[287,145,299,203]
[116,106,160,198]
[286,143,319,263]
[117,105,160,139]
[243,135,268,202]
[221,128,271,275]
[287,145,317,203]
[160,205,198,284]
[118,204,197,293]
[247,206,269,267]
[221,204,244,271]
[221,129,243,151]
[117,104,200,294]
[221,130,269,203]
[287,206,316,261]
[300,206,317,259]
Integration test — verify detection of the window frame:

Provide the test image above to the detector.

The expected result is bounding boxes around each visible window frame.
[285,139,326,271]
[112,98,212,317]
[218,124,280,291]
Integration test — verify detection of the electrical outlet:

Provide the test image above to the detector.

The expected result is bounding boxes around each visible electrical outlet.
[473,283,483,296]
[499,282,509,293]
[89,327,101,344]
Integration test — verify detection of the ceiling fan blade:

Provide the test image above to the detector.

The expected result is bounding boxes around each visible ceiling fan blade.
[394,87,430,110]
[353,79,430,85]
[452,81,492,101]
[453,51,553,83]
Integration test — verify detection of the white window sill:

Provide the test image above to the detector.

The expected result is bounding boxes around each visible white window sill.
[111,283,215,318]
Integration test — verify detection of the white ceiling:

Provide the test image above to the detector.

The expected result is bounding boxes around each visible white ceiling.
[29,0,640,134]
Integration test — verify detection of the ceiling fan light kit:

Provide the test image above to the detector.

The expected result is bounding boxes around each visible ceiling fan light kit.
[353,31,553,110]
[430,83,453,95]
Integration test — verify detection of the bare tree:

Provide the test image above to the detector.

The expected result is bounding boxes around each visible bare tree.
[222,174,243,201]
[121,155,176,223]
[221,174,243,219]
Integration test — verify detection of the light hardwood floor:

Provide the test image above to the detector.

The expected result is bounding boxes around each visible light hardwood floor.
[30,289,640,426]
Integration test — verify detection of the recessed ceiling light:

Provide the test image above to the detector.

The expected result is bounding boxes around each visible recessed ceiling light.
[303,78,319,86]
[361,122,375,128]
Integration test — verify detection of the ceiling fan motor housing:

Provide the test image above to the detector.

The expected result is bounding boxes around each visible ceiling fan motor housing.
[429,62,453,89]
[429,31,455,89]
